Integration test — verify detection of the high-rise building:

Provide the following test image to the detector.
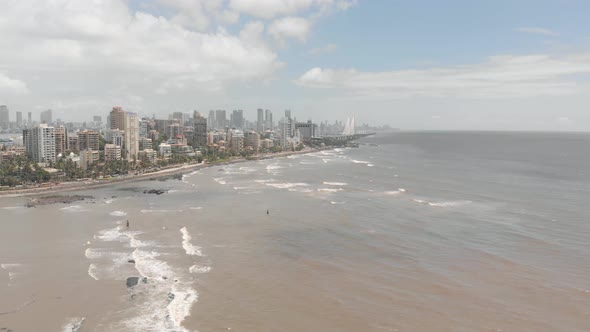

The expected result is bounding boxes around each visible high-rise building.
[172,112,184,122]
[23,124,56,163]
[265,109,273,131]
[215,110,226,129]
[68,136,79,152]
[104,144,122,161]
[295,121,317,142]
[245,131,260,152]
[230,130,244,154]
[257,108,264,132]
[139,119,149,138]
[193,111,207,149]
[93,116,102,122]
[280,117,292,149]
[231,110,244,129]
[78,130,100,151]
[40,109,53,124]
[27,112,32,125]
[109,107,126,130]
[16,112,22,127]
[106,129,125,148]
[124,112,139,160]
[208,110,215,129]
[167,123,183,139]
[284,109,291,118]
[110,107,139,160]
[139,137,153,151]
[55,126,69,155]
[0,105,9,130]
[79,149,99,170]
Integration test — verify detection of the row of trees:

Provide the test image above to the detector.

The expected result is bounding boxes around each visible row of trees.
[0,156,51,187]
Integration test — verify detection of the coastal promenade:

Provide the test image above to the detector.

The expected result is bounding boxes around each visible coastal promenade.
[0,148,322,197]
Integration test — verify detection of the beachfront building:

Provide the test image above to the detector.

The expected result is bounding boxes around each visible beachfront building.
[68,136,79,152]
[159,143,172,159]
[109,107,139,160]
[78,130,100,151]
[23,124,56,164]
[171,144,195,157]
[295,121,317,142]
[55,126,69,155]
[104,144,121,161]
[245,131,260,152]
[193,111,207,149]
[230,130,244,154]
[138,149,157,164]
[79,149,99,171]
[139,137,152,151]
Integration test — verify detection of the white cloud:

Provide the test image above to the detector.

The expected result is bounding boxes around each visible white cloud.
[0,0,282,111]
[517,27,559,37]
[0,73,29,95]
[295,53,590,99]
[269,17,312,43]
[229,0,356,19]
[306,43,337,55]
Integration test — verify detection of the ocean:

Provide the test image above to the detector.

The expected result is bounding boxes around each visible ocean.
[1,131,589,331]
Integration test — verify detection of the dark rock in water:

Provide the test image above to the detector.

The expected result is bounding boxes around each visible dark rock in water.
[26,194,94,208]
[142,277,148,284]
[167,292,175,301]
[143,189,167,195]
[173,173,183,180]
[162,276,168,280]
[126,277,140,288]
[218,168,224,172]
[128,259,135,264]
[131,294,137,300]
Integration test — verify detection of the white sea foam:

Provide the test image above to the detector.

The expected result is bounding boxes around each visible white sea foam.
[254,179,274,183]
[167,285,199,330]
[351,160,371,164]
[330,201,346,205]
[1,206,22,210]
[266,164,282,170]
[299,161,317,165]
[140,209,172,213]
[399,188,406,192]
[317,188,342,193]
[60,205,88,212]
[367,164,374,167]
[233,186,249,190]
[62,317,85,332]
[189,265,211,274]
[95,227,124,242]
[1,263,23,280]
[428,200,472,207]
[214,178,227,185]
[124,249,198,332]
[189,207,203,210]
[88,264,99,280]
[413,199,427,204]
[323,182,348,186]
[266,182,309,189]
[180,227,202,256]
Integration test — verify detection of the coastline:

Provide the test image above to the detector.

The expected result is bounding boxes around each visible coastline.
[0,147,324,198]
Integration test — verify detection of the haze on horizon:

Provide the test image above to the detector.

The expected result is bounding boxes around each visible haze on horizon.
[0,0,589,131]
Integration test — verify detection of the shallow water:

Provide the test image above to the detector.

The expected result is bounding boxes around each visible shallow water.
[1,131,589,331]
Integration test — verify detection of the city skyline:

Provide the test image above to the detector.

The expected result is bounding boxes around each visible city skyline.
[1,1,590,130]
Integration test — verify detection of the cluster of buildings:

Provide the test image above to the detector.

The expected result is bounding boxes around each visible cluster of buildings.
[0,105,327,172]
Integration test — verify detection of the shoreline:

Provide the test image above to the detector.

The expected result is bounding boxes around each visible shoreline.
[0,147,326,198]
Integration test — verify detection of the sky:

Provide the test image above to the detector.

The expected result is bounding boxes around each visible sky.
[0,0,589,130]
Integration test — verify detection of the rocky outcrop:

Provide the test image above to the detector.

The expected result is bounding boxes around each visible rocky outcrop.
[26,195,93,207]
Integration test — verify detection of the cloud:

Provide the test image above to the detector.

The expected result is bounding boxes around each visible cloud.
[229,0,356,19]
[295,53,590,99]
[269,17,312,43]
[306,43,337,55]
[0,73,29,95]
[517,27,559,37]
[0,0,282,110]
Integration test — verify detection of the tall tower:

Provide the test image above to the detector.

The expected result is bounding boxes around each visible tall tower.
[193,111,208,148]
[23,124,56,163]
[0,105,9,129]
[265,109,273,131]
[257,108,264,132]
[40,109,53,124]
[16,111,22,127]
